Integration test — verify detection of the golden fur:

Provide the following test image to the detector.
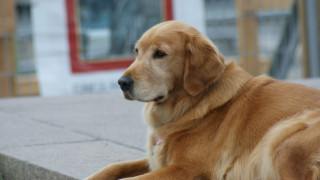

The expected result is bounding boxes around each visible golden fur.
[87,21,320,180]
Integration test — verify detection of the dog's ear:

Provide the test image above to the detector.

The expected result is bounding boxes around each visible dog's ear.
[183,34,225,96]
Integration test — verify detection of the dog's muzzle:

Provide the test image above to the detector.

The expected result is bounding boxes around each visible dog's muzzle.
[118,76,134,91]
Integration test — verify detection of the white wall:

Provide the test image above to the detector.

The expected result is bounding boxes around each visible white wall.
[31,0,205,96]
[173,0,206,35]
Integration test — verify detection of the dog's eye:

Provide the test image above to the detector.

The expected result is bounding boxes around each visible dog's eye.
[134,48,138,55]
[153,50,167,59]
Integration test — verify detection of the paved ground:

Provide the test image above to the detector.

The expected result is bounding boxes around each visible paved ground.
[0,91,146,179]
[0,78,320,180]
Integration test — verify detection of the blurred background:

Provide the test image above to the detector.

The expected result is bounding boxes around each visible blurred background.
[0,0,319,98]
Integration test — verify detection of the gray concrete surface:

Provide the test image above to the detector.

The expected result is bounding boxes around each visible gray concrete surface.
[0,78,320,180]
[0,91,146,179]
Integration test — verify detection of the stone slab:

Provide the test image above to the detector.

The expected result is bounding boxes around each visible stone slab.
[0,91,147,179]
[0,112,93,150]
[0,141,145,179]
[0,92,147,150]
[0,154,76,180]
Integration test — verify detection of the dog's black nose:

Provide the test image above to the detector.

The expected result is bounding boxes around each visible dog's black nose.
[118,76,134,91]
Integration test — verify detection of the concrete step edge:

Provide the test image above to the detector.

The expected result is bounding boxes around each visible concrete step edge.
[0,153,77,180]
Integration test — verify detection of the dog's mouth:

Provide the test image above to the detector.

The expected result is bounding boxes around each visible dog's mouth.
[123,91,134,101]
[122,90,165,103]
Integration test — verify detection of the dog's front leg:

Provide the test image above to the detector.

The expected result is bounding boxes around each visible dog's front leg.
[86,158,149,180]
[121,165,193,180]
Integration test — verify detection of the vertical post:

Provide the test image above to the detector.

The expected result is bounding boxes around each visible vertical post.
[298,0,310,78]
[0,0,16,97]
[304,0,320,77]
[236,0,260,76]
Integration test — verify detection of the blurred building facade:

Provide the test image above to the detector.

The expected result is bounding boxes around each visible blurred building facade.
[0,0,319,97]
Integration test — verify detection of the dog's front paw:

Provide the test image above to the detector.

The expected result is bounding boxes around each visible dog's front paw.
[85,165,120,180]
[85,174,117,180]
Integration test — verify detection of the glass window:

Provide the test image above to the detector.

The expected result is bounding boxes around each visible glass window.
[66,0,172,73]
[78,0,163,61]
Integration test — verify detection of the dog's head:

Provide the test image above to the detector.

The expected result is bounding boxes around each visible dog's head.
[118,21,225,103]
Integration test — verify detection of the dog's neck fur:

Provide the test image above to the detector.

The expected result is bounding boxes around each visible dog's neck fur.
[143,62,252,138]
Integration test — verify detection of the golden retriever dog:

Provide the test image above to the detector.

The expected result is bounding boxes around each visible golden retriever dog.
[87,21,320,180]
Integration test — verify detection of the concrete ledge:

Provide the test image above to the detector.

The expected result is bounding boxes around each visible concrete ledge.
[0,91,146,179]
[0,154,75,180]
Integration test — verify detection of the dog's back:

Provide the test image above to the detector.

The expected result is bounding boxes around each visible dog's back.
[221,76,320,180]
